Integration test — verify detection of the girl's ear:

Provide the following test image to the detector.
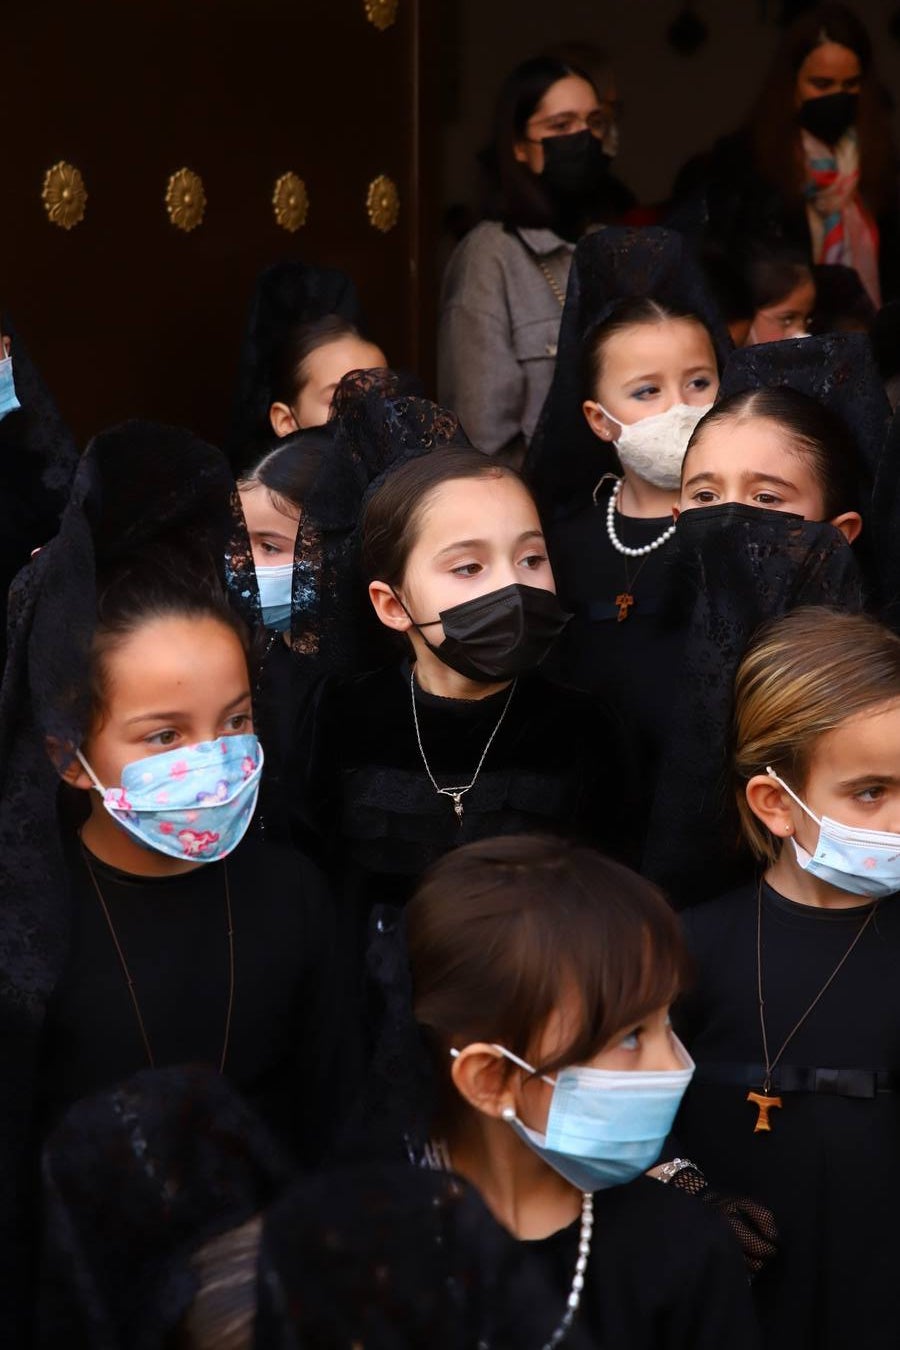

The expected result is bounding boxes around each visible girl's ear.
[45,739,93,790]
[582,400,619,442]
[269,402,298,438]
[829,511,863,545]
[368,581,413,632]
[745,774,796,840]
[450,1043,513,1120]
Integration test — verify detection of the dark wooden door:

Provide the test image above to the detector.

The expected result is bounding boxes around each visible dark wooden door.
[2,0,435,446]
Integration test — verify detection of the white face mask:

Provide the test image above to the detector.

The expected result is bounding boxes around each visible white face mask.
[596,401,714,491]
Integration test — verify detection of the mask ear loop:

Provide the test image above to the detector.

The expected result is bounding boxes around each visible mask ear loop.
[388,585,443,631]
[765,766,822,827]
[450,1044,556,1086]
[75,748,107,795]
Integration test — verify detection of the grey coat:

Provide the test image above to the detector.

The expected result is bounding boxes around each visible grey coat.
[437,222,573,455]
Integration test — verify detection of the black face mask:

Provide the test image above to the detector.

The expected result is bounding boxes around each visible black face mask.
[798,91,859,145]
[406,583,572,683]
[540,130,611,207]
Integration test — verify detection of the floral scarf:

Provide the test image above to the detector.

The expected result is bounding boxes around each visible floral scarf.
[803,127,881,307]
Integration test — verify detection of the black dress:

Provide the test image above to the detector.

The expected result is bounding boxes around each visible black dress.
[39,831,339,1165]
[546,488,684,793]
[292,659,639,916]
[528,1176,760,1349]
[673,881,900,1349]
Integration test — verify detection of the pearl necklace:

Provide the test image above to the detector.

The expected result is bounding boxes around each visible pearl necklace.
[605,478,677,558]
[540,1190,594,1350]
[422,1136,593,1349]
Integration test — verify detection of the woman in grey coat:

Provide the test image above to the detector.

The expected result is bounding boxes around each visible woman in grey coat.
[438,55,633,459]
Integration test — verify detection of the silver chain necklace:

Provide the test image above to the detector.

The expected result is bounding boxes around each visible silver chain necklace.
[409,668,517,824]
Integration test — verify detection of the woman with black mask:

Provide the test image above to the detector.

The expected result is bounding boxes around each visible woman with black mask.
[671,4,900,306]
[438,55,632,462]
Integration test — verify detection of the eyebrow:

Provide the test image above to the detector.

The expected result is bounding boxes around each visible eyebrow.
[433,529,545,561]
[838,775,900,790]
[254,530,295,544]
[124,691,252,726]
[682,470,798,491]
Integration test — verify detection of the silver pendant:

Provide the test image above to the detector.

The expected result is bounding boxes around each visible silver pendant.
[451,792,464,824]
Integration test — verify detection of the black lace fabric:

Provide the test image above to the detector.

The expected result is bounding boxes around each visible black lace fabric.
[274,369,471,676]
[869,404,900,627]
[255,1163,589,1350]
[662,1164,779,1280]
[642,506,866,905]
[525,226,733,512]
[38,1066,291,1350]
[0,421,249,1340]
[226,259,363,473]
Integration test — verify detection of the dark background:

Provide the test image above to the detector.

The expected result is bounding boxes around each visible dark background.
[4,0,900,447]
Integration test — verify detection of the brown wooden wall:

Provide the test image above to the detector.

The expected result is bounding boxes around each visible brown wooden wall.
[2,0,436,447]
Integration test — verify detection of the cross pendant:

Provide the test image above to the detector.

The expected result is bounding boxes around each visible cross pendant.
[615,591,634,623]
[451,793,464,824]
[747,1089,783,1133]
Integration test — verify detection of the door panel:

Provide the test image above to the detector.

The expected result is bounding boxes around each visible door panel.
[3,0,431,445]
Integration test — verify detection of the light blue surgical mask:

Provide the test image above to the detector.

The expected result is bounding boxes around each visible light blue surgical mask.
[76,735,263,863]
[767,766,900,899]
[456,1040,694,1193]
[256,561,293,632]
[256,559,318,632]
[0,355,21,421]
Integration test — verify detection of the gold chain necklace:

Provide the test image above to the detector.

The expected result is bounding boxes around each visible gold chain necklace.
[748,876,876,1133]
[81,848,235,1073]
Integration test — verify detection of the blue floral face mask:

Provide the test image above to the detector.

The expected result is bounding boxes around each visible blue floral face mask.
[76,735,263,862]
[255,560,318,632]
[0,355,21,421]
[767,767,900,899]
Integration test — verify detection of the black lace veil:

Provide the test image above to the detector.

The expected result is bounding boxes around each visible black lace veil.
[227,259,363,473]
[525,226,732,512]
[39,1066,289,1350]
[643,506,866,905]
[0,421,250,1339]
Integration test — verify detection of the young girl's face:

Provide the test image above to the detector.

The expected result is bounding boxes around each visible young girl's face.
[239,485,301,569]
[747,275,815,344]
[270,336,387,436]
[583,318,718,439]
[80,615,253,790]
[759,698,900,855]
[678,416,829,519]
[375,473,555,650]
[511,1000,681,1136]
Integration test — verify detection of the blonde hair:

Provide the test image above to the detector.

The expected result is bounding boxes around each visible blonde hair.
[733,608,900,861]
[177,1216,261,1350]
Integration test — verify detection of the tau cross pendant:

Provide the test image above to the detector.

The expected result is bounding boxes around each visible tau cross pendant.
[450,792,464,824]
[747,1089,783,1132]
[615,591,635,623]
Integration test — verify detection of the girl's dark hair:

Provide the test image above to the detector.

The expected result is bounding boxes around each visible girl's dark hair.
[745,242,813,311]
[271,314,364,407]
[747,3,894,217]
[408,835,688,1098]
[684,385,860,518]
[360,448,523,588]
[482,55,597,227]
[91,557,247,725]
[581,297,715,398]
[237,433,330,516]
